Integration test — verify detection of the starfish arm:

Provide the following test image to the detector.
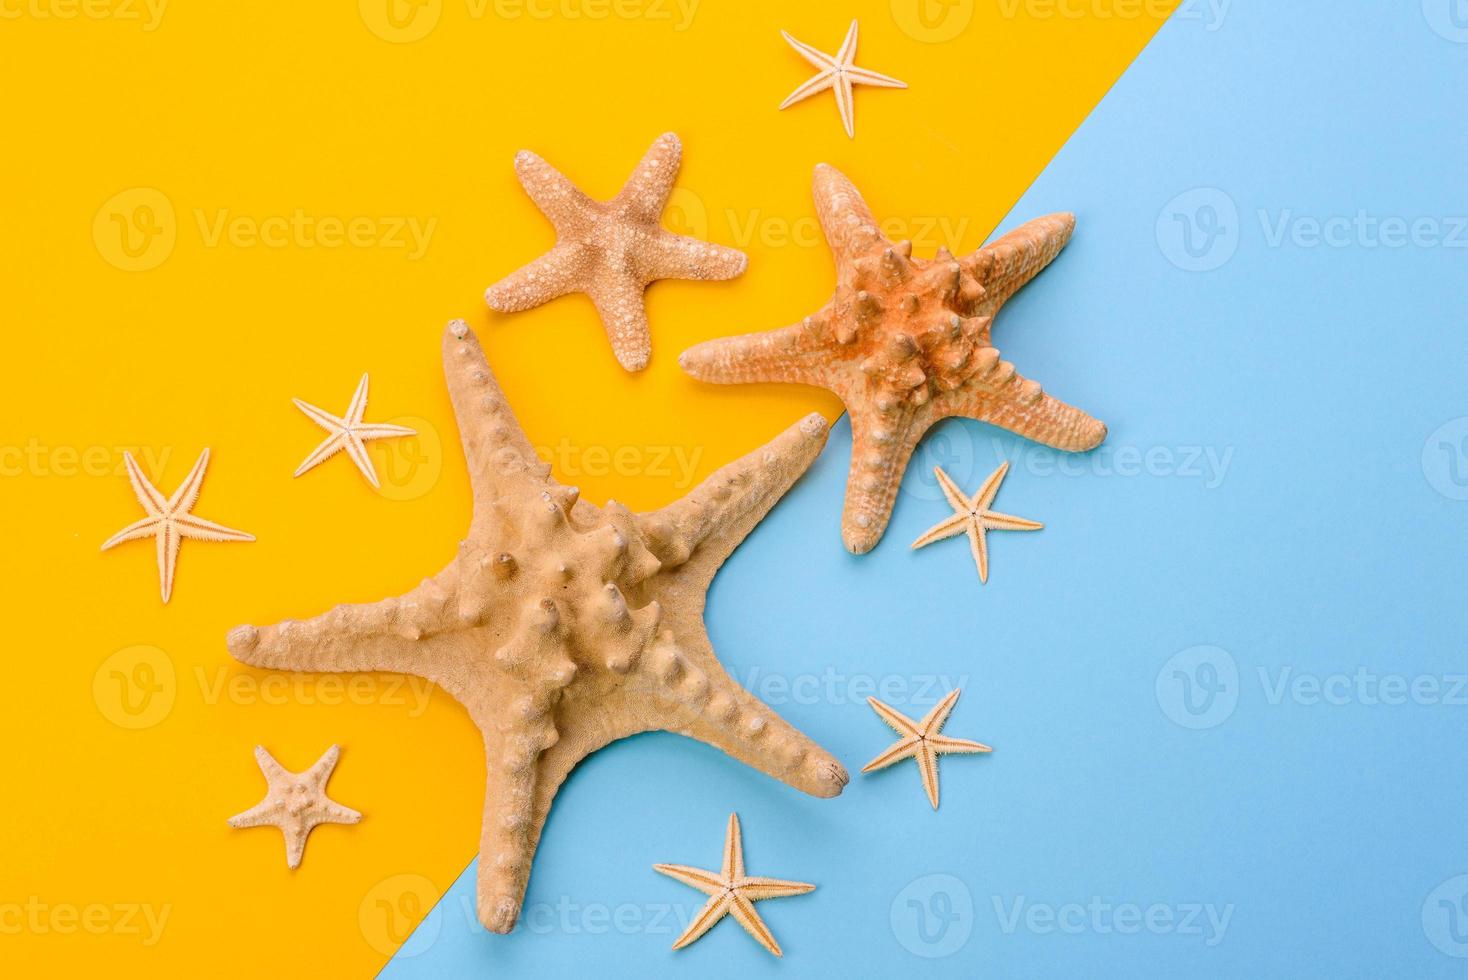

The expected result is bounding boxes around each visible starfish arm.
[475,732,546,934]
[121,451,166,515]
[866,696,920,737]
[613,132,682,225]
[737,877,816,901]
[834,73,855,139]
[927,734,992,754]
[293,432,347,479]
[845,66,908,89]
[963,212,1076,315]
[510,148,597,234]
[343,432,381,488]
[932,466,971,514]
[345,374,370,425]
[860,735,920,772]
[678,319,836,388]
[642,231,747,283]
[729,893,785,957]
[352,422,418,441]
[972,461,1011,511]
[811,164,884,261]
[166,448,212,513]
[980,510,1043,532]
[841,404,930,554]
[292,398,348,433]
[942,374,1107,452]
[968,524,989,583]
[722,812,745,879]
[173,514,255,543]
[584,277,653,372]
[225,799,278,829]
[280,824,310,870]
[780,30,838,71]
[778,68,836,109]
[157,522,181,603]
[225,576,455,678]
[638,413,829,588]
[836,19,859,63]
[917,743,942,809]
[101,516,160,550]
[917,689,962,734]
[670,893,733,950]
[484,244,590,313]
[303,744,342,783]
[653,863,725,897]
[440,322,555,503]
[911,512,968,550]
[252,744,290,782]
[314,800,363,825]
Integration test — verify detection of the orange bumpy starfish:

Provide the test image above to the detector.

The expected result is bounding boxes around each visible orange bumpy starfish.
[680,164,1106,554]
[485,132,747,372]
[227,321,846,934]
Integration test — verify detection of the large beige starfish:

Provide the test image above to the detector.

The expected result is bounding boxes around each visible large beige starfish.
[912,463,1041,583]
[227,744,362,869]
[101,448,255,603]
[779,20,907,139]
[680,164,1106,554]
[862,690,991,809]
[485,132,747,372]
[293,373,416,489]
[654,813,815,957]
[226,320,847,934]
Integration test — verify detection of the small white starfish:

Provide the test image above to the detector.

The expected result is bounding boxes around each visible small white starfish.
[292,373,416,489]
[655,813,815,957]
[227,744,362,869]
[779,20,907,139]
[912,463,1042,583]
[861,690,991,809]
[101,448,254,604]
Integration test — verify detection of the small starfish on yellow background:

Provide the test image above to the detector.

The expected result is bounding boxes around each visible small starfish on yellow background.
[779,20,907,138]
[293,373,416,489]
[485,132,747,372]
[101,448,254,603]
[227,744,362,869]
[862,690,991,809]
[912,463,1042,583]
[655,813,815,957]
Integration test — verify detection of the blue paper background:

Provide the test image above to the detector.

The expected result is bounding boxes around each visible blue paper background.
[384,3,1468,975]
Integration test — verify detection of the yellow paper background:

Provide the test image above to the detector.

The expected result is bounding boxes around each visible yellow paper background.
[0,0,1175,973]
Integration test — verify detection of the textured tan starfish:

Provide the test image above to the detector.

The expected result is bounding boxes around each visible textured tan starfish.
[227,320,847,934]
[292,373,416,489]
[227,744,362,868]
[485,132,747,372]
[779,20,907,139]
[101,448,255,603]
[912,463,1041,583]
[680,164,1106,554]
[654,813,815,957]
[862,690,990,809]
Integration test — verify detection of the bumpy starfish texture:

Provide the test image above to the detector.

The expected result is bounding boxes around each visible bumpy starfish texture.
[862,690,990,809]
[779,20,907,139]
[680,164,1106,554]
[227,321,847,934]
[654,813,815,957]
[101,448,255,603]
[485,132,747,372]
[227,744,362,869]
[293,373,416,489]
[912,463,1041,583]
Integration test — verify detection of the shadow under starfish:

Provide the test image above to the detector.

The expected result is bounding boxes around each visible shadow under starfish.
[226,320,847,934]
[680,164,1107,554]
